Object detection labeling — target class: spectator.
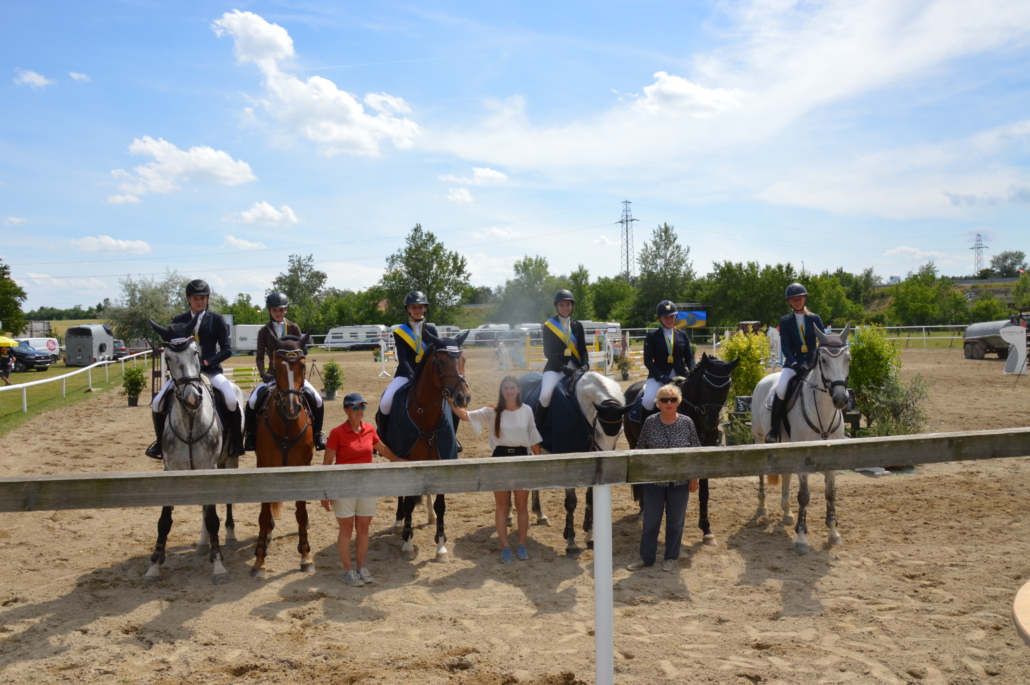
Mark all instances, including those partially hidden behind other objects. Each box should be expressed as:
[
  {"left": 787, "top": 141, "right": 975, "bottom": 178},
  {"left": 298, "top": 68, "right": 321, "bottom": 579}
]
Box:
[
  {"left": 627, "top": 383, "right": 700, "bottom": 573},
  {"left": 450, "top": 375, "right": 542, "bottom": 563},
  {"left": 320, "top": 392, "right": 400, "bottom": 587},
  {"left": 0, "top": 347, "right": 11, "bottom": 386}
]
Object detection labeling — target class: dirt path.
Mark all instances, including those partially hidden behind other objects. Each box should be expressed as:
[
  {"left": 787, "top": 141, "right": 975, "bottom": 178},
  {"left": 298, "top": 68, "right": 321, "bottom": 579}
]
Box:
[{"left": 0, "top": 348, "right": 1028, "bottom": 684}]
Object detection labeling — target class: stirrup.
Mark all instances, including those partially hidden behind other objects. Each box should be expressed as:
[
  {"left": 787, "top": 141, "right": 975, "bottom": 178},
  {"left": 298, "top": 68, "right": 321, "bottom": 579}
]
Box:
[{"left": 145, "top": 441, "right": 163, "bottom": 460}]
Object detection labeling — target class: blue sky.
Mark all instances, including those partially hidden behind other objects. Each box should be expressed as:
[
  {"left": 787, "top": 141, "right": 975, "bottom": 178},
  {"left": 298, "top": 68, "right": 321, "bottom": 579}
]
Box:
[{"left": 3, "top": 1, "right": 1029, "bottom": 311}]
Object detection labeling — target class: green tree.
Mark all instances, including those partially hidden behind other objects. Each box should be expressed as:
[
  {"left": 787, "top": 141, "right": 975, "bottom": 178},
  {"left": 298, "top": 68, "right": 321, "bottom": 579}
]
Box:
[
  {"left": 378, "top": 224, "right": 471, "bottom": 324},
  {"left": 806, "top": 274, "right": 854, "bottom": 327},
  {"left": 0, "top": 259, "right": 27, "bottom": 336},
  {"left": 224, "top": 293, "right": 265, "bottom": 325},
  {"left": 105, "top": 270, "right": 190, "bottom": 346},
  {"left": 990, "top": 250, "right": 1027, "bottom": 278},
  {"left": 1012, "top": 273, "right": 1030, "bottom": 308},
  {"left": 969, "top": 292, "right": 1009, "bottom": 322},
  {"left": 270, "top": 254, "right": 327, "bottom": 309},
  {"left": 567, "top": 264, "right": 594, "bottom": 320},
  {"left": 887, "top": 262, "right": 969, "bottom": 325},
  {"left": 592, "top": 276, "right": 635, "bottom": 322},
  {"left": 702, "top": 261, "right": 799, "bottom": 327},
  {"left": 629, "top": 224, "right": 695, "bottom": 326},
  {"left": 494, "top": 255, "right": 566, "bottom": 325}
]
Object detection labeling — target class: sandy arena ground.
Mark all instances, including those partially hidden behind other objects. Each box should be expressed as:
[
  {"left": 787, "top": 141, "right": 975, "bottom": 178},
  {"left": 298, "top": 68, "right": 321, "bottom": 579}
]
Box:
[{"left": 0, "top": 347, "right": 1028, "bottom": 684}]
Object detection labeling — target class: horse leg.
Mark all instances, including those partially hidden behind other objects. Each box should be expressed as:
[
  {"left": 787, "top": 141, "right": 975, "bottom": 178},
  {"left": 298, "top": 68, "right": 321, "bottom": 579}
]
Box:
[
  {"left": 532, "top": 490, "right": 550, "bottom": 526},
  {"left": 196, "top": 506, "right": 211, "bottom": 555},
  {"left": 633, "top": 484, "right": 645, "bottom": 526},
  {"left": 296, "top": 501, "right": 315, "bottom": 572},
  {"left": 425, "top": 494, "right": 437, "bottom": 527},
  {"left": 204, "top": 504, "right": 229, "bottom": 585},
  {"left": 794, "top": 473, "right": 810, "bottom": 554},
  {"left": 224, "top": 503, "right": 237, "bottom": 548},
  {"left": 825, "top": 470, "right": 842, "bottom": 547},
  {"left": 400, "top": 496, "right": 418, "bottom": 561},
  {"left": 433, "top": 494, "right": 448, "bottom": 562},
  {"left": 780, "top": 473, "right": 795, "bottom": 526},
  {"left": 756, "top": 475, "right": 768, "bottom": 517},
  {"left": 393, "top": 497, "right": 405, "bottom": 534},
  {"left": 250, "top": 502, "right": 273, "bottom": 578},
  {"left": 699, "top": 479, "right": 716, "bottom": 546},
  {"left": 563, "top": 488, "right": 580, "bottom": 557},
  {"left": 584, "top": 487, "right": 594, "bottom": 551},
  {"left": 144, "top": 506, "right": 173, "bottom": 584}
]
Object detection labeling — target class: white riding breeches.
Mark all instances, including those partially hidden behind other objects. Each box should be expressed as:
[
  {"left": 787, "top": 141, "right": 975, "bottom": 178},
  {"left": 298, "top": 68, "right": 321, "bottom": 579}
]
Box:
[
  {"left": 153, "top": 373, "right": 238, "bottom": 411},
  {"left": 539, "top": 370, "right": 565, "bottom": 408},
  {"left": 247, "top": 378, "right": 322, "bottom": 408},
  {"left": 379, "top": 376, "right": 409, "bottom": 415},
  {"left": 775, "top": 367, "right": 796, "bottom": 400},
  {"left": 642, "top": 378, "right": 664, "bottom": 411}
]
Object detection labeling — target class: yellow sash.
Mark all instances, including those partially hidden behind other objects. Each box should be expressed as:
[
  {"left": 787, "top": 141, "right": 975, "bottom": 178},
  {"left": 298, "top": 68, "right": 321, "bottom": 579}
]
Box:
[
  {"left": 544, "top": 319, "right": 580, "bottom": 361},
  {"left": 395, "top": 325, "right": 426, "bottom": 363}
]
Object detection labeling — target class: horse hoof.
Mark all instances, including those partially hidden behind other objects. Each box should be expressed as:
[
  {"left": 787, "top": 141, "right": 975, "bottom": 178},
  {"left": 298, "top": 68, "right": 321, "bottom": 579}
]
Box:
[
  {"left": 793, "top": 542, "right": 809, "bottom": 555},
  {"left": 756, "top": 507, "right": 768, "bottom": 517},
  {"left": 566, "top": 547, "right": 582, "bottom": 559},
  {"left": 781, "top": 514, "right": 795, "bottom": 526},
  {"left": 829, "top": 535, "right": 843, "bottom": 547},
  {"left": 703, "top": 534, "right": 718, "bottom": 547},
  {"left": 250, "top": 568, "right": 266, "bottom": 579},
  {"left": 537, "top": 515, "right": 551, "bottom": 527},
  {"left": 300, "top": 563, "right": 315, "bottom": 573},
  {"left": 212, "top": 574, "right": 230, "bottom": 586},
  {"left": 196, "top": 543, "right": 211, "bottom": 555},
  {"left": 402, "top": 549, "right": 415, "bottom": 561},
  {"left": 435, "top": 552, "right": 449, "bottom": 563},
  {"left": 142, "top": 574, "right": 160, "bottom": 585}
]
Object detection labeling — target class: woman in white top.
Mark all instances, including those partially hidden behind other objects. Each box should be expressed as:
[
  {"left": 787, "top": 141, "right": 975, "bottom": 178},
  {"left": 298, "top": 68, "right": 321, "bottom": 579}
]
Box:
[{"left": 450, "top": 375, "right": 542, "bottom": 564}]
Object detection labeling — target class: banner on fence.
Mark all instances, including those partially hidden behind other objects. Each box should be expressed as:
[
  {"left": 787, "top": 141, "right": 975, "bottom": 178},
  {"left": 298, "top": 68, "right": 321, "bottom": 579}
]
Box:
[{"left": 676, "top": 311, "right": 706, "bottom": 328}]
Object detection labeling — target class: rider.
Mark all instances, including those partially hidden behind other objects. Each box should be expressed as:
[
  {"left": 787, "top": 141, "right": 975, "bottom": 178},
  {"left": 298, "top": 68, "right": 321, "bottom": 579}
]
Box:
[
  {"left": 766, "top": 282, "right": 825, "bottom": 443},
  {"left": 243, "top": 292, "right": 326, "bottom": 452},
  {"left": 536, "top": 289, "right": 591, "bottom": 429},
  {"left": 641, "top": 300, "right": 696, "bottom": 412},
  {"left": 378, "top": 290, "right": 442, "bottom": 430},
  {"left": 146, "top": 279, "right": 244, "bottom": 459}
]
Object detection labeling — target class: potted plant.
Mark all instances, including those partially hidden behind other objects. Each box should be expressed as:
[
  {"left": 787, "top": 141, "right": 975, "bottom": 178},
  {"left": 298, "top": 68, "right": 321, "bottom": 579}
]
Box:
[
  {"left": 616, "top": 354, "right": 633, "bottom": 381},
  {"left": 322, "top": 359, "right": 343, "bottom": 401},
  {"left": 121, "top": 367, "right": 147, "bottom": 407}
]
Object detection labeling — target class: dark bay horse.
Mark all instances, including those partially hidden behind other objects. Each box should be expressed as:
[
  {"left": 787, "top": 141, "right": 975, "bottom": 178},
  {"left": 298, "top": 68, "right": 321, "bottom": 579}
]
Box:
[
  {"left": 251, "top": 333, "right": 316, "bottom": 578},
  {"left": 378, "top": 336, "right": 470, "bottom": 562},
  {"left": 623, "top": 352, "right": 738, "bottom": 546}
]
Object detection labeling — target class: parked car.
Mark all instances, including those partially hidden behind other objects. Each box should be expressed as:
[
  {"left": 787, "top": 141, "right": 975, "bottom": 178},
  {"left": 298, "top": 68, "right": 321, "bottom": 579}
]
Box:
[
  {"left": 16, "top": 337, "right": 60, "bottom": 364},
  {"left": 112, "top": 339, "right": 129, "bottom": 359},
  {"left": 10, "top": 340, "right": 53, "bottom": 372}
]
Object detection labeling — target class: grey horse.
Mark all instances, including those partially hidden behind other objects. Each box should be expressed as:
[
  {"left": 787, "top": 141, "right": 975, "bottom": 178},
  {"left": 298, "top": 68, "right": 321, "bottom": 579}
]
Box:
[
  {"left": 751, "top": 323, "right": 851, "bottom": 554},
  {"left": 143, "top": 317, "right": 246, "bottom": 584}
]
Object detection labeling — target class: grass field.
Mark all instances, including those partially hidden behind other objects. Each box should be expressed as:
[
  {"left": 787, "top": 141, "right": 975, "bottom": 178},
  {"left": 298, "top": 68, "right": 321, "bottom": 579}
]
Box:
[{"left": 46, "top": 319, "right": 105, "bottom": 338}]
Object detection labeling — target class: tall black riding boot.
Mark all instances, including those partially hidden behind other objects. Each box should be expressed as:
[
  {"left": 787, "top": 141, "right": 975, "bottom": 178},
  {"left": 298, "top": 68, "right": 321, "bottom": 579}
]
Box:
[
  {"left": 765, "top": 395, "right": 786, "bottom": 444},
  {"left": 146, "top": 411, "right": 165, "bottom": 459},
  {"left": 243, "top": 403, "right": 257, "bottom": 452},
  {"left": 312, "top": 402, "right": 327, "bottom": 451},
  {"left": 227, "top": 406, "right": 246, "bottom": 457},
  {"left": 534, "top": 402, "right": 549, "bottom": 435}
]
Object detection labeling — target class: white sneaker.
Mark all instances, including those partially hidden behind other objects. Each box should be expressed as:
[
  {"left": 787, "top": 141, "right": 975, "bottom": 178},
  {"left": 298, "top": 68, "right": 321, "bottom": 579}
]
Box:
[
  {"left": 627, "top": 560, "right": 651, "bottom": 571},
  {"left": 358, "top": 567, "right": 374, "bottom": 584},
  {"left": 662, "top": 559, "right": 677, "bottom": 572}
]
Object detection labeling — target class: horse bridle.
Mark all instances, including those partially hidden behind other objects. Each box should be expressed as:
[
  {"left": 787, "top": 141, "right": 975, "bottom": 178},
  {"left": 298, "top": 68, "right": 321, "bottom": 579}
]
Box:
[
  {"left": 264, "top": 348, "right": 312, "bottom": 466},
  {"left": 413, "top": 350, "right": 468, "bottom": 415},
  {"left": 164, "top": 346, "right": 216, "bottom": 470},
  {"left": 801, "top": 343, "right": 849, "bottom": 439},
  {"left": 680, "top": 363, "right": 731, "bottom": 416}
]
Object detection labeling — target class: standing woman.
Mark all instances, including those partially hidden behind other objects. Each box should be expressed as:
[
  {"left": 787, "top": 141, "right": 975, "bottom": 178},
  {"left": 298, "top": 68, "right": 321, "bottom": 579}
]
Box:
[
  {"left": 641, "top": 300, "right": 696, "bottom": 412},
  {"left": 450, "top": 376, "right": 542, "bottom": 563},
  {"left": 766, "top": 283, "right": 825, "bottom": 443},
  {"left": 627, "top": 383, "right": 700, "bottom": 572},
  {"left": 536, "top": 289, "right": 590, "bottom": 428},
  {"left": 378, "top": 290, "right": 441, "bottom": 433},
  {"left": 147, "top": 279, "right": 243, "bottom": 459},
  {"left": 320, "top": 393, "right": 401, "bottom": 587},
  {"left": 0, "top": 345, "right": 11, "bottom": 386},
  {"left": 243, "top": 292, "right": 325, "bottom": 451}
]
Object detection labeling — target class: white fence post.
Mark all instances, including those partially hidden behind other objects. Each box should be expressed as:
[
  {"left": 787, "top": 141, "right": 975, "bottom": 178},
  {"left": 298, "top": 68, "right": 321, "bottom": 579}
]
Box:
[
  {"left": 592, "top": 483, "right": 614, "bottom": 685},
  {"left": 87, "top": 369, "right": 92, "bottom": 390},
  {"left": 105, "top": 362, "right": 109, "bottom": 382},
  {"left": 62, "top": 378, "right": 66, "bottom": 397},
  {"left": 21, "top": 387, "right": 27, "bottom": 413}
]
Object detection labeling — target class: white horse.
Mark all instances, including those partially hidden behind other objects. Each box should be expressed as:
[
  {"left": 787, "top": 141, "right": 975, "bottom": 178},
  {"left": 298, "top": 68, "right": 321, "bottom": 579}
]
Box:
[
  {"left": 751, "top": 323, "right": 851, "bottom": 554},
  {"left": 143, "top": 318, "right": 246, "bottom": 585}
]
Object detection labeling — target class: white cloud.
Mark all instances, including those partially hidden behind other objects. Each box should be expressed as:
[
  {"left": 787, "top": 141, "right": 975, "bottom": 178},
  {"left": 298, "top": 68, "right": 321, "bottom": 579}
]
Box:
[
  {"left": 223, "top": 234, "right": 267, "bottom": 250},
  {"left": 234, "top": 201, "right": 299, "bottom": 226},
  {"left": 321, "top": 261, "right": 385, "bottom": 291},
  {"left": 472, "top": 226, "right": 518, "bottom": 240},
  {"left": 4, "top": 217, "right": 27, "bottom": 226},
  {"left": 632, "top": 72, "right": 743, "bottom": 117},
  {"left": 945, "top": 185, "right": 1030, "bottom": 206},
  {"left": 464, "top": 253, "right": 519, "bottom": 286},
  {"left": 71, "top": 235, "right": 152, "bottom": 254},
  {"left": 25, "top": 273, "right": 109, "bottom": 291},
  {"left": 69, "top": 72, "right": 91, "bottom": 82},
  {"left": 593, "top": 235, "right": 618, "bottom": 247},
  {"left": 107, "top": 136, "right": 256, "bottom": 203},
  {"left": 445, "top": 188, "right": 473, "bottom": 204},
  {"left": 884, "top": 246, "right": 946, "bottom": 260},
  {"left": 438, "top": 167, "right": 509, "bottom": 186},
  {"left": 212, "top": 10, "right": 418, "bottom": 156},
  {"left": 13, "top": 69, "right": 54, "bottom": 89}
]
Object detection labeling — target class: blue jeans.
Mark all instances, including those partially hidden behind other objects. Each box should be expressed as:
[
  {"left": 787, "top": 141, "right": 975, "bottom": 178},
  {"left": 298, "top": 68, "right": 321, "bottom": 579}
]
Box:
[{"left": 640, "top": 483, "right": 690, "bottom": 564}]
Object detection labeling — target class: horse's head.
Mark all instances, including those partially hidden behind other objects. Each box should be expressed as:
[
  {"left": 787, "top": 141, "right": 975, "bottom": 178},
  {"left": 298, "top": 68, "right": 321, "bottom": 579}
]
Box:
[
  {"left": 268, "top": 332, "right": 310, "bottom": 420},
  {"left": 428, "top": 336, "right": 470, "bottom": 408},
  {"left": 814, "top": 323, "right": 851, "bottom": 410},
  {"left": 580, "top": 372, "right": 630, "bottom": 449},
  {"left": 150, "top": 318, "right": 204, "bottom": 411},
  {"left": 680, "top": 352, "right": 737, "bottom": 433}
]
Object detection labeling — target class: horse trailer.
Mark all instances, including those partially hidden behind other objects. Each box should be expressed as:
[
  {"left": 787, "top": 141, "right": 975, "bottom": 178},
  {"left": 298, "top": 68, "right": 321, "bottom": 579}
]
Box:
[
  {"left": 232, "top": 325, "right": 263, "bottom": 355},
  {"left": 326, "top": 325, "right": 389, "bottom": 350},
  {"left": 64, "top": 324, "right": 115, "bottom": 366}
]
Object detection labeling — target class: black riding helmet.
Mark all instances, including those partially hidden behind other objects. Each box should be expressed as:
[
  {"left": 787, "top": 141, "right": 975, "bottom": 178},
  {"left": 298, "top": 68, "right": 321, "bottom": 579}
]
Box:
[
  {"left": 553, "top": 289, "right": 575, "bottom": 307},
  {"left": 784, "top": 283, "right": 808, "bottom": 300},
  {"left": 186, "top": 279, "right": 211, "bottom": 297},
  {"left": 266, "top": 292, "right": 289, "bottom": 309},
  {"left": 656, "top": 300, "right": 678, "bottom": 317},
  {"left": 404, "top": 290, "right": 429, "bottom": 308}
]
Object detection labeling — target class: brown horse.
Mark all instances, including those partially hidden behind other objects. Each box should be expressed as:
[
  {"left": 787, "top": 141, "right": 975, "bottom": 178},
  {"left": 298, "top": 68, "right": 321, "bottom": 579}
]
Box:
[
  {"left": 378, "top": 336, "right": 470, "bottom": 562},
  {"left": 250, "top": 333, "right": 315, "bottom": 578}
]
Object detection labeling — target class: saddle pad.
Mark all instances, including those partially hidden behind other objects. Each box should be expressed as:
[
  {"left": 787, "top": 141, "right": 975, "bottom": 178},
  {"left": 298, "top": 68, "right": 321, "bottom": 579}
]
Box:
[
  {"left": 381, "top": 381, "right": 458, "bottom": 460},
  {"left": 542, "top": 376, "right": 592, "bottom": 454},
  {"left": 518, "top": 372, "right": 543, "bottom": 409}
]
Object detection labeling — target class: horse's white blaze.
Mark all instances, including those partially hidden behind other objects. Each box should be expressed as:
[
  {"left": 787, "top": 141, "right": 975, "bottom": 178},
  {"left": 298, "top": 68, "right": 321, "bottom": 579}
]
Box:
[{"left": 283, "top": 359, "right": 294, "bottom": 390}]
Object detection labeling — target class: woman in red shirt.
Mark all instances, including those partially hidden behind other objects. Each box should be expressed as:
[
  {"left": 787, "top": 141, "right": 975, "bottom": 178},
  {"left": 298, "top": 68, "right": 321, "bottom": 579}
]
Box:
[{"left": 320, "top": 393, "right": 400, "bottom": 587}]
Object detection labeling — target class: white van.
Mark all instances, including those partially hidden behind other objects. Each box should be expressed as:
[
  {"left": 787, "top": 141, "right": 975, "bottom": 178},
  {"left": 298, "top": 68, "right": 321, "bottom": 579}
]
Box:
[
  {"left": 233, "top": 325, "right": 263, "bottom": 355},
  {"left": 326, "top": 324, "right": 389, "bottom": 350},
  {"left": 580, "top": 321, "right": 621, "bottom": 338},
  {"left": 18, "top": 337, "right": 61, "bottom": 364}
]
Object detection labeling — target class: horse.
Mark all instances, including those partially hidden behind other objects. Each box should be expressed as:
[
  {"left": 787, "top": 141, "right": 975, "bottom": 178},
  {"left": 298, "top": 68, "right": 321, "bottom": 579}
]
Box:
[
  {"left": 143, "top": 317, "right": 245, "bottom": 585},
  {"left": 751, "top": 323, "right": 852, "bottom": 554},
  {"left": 622, "top": 352, "right": 739, "bottom": 546},
  {"left": 377, "top": 335, "right": 471, "bottom": 563},
  {"left": 523, "top": 370, "right": 630, "bottom": 557},
  {"left": 250, "top": 333, "right": 316, "bottom": 578}
]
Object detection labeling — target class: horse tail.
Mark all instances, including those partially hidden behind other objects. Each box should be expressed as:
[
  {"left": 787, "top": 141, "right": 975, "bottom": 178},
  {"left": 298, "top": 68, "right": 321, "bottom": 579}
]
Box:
[
  {"left": 270, "top": 502, "right": 284, "bottom": 520},
  {"left": 767, "top": 474, "right": 781, "bottom": 486}
]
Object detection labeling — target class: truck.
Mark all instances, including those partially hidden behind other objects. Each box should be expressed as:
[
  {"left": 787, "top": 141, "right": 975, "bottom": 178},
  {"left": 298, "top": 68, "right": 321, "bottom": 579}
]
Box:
[
  {"left": 233, "top": 325, "right": 264, "bottom": 355},
  {"left": 963, "top": 311, "right": 1029, "bottom": 360}
]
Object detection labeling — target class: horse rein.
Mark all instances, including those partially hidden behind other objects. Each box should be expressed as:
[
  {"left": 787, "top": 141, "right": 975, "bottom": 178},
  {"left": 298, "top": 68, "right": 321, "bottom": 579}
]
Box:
[
  {"left": 164, "top": 347, "right": 217, "bottom": 470},
  {"left": 265, "top": 349, "right": 312, "bottom": 466},
  {"left": 680, "top": 364, "right": 731, "bottom": 416},
  {"left": 801, "top": 345, "right": 848, "bottom": 439}
]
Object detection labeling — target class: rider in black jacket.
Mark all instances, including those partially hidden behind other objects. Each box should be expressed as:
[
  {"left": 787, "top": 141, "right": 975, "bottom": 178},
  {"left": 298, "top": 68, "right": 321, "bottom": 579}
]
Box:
[
  {"left": 641, "top": 300, "right": 696, "bottom": 411},
  {"left": 766, "top": 282, "right": 825, "bottom": 443}
]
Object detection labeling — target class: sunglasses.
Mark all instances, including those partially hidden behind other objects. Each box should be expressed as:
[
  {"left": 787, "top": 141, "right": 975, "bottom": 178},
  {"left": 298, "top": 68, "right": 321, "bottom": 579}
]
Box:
[
  {"left": 658, "top": 397, "right": 678, "bottom": 404},
  {"left": 346, "top": 403, "right": 368, "bottom": 411}
]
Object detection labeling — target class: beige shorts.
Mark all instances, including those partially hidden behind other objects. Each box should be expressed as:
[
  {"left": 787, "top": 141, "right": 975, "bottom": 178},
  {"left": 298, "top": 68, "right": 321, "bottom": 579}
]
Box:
[{"left": 331, "top": 497, "right": 377, "bottom": 519}]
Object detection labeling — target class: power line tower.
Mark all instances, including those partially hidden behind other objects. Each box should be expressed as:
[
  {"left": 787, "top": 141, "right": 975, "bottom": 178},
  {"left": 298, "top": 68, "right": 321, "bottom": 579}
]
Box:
[
  {"left": 618, "top": 200, "right": 638, "bottom": 282},
  {"left": 971, "top": 233, "right": 989, "bottom": 275}
]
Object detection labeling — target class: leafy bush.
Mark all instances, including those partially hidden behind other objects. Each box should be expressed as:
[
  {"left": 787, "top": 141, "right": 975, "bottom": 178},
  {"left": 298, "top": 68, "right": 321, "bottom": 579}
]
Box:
[
  {"left": 969, "top": 292, "right": 1009, "bottom": 322},
  {"left": 322, "top": 359, "right": 343, "bottom": 393},
  {"left": 723, "top": 415, "right": 755, "bottom": 446},
  {"left": 849, "top": 325, "right": 930, "bottom": 434},
  {"left": 121, "top": 367, "right": 147, "bottom": 397},
  {"left": 860, "top": 374, "right": 930, "bottom": 437},
  {"left": 616, "top": 354, "right": 632, "bottom": 373},
  {"left": 1013, "top": 273, "right": 1030, "bottom": 308},
  {"left": 719, "top": 329, "right": 770, "bottom": 401}
]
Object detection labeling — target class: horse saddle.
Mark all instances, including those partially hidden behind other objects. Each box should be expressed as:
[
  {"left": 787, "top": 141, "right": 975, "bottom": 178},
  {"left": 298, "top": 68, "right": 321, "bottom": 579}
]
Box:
[
  {"left": 765, "top": 366, "right": 810, "bottom": 414},
  {"left": 564, "top": 366, "right": 588, "bottom": 399}
]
